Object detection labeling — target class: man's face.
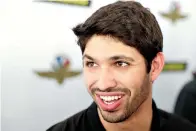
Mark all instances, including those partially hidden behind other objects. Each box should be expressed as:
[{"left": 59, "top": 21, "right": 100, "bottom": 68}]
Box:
[{"left": 82, "top": 35, "right": 151, "bottom": 123}]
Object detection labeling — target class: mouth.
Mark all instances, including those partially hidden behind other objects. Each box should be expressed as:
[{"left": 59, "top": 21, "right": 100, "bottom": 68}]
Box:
[
  {"left": 100, "top": 95, "right": 122, "bottom": 104},
  {"left": 95, "top": 93, "right": 124, "bottom": 111}
]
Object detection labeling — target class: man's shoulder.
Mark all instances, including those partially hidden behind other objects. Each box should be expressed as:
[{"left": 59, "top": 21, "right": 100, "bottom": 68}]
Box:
[
  {"left": 159, "top": 109, "right": 196, "bottom": 131},
  {"left": 46, "top": 109, "right": 88, "bottom": 131}
]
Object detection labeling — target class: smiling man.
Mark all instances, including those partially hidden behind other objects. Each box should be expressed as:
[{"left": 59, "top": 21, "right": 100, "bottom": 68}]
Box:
[{"left": 47, "top": 1, "right": 196, "bottom": 131}]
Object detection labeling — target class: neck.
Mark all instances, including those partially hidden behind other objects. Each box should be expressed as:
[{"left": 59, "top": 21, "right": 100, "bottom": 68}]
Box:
[{"left": 98, "top": 95, "right": 153, "bottom": 131}]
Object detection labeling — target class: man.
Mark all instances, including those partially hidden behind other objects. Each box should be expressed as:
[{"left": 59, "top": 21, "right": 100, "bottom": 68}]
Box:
[
  {"left": 47, "top": 1, "right": 196, "bottom": 131},
  {"left": 174, "top": 71, "right": 196, "bottom": 125}
]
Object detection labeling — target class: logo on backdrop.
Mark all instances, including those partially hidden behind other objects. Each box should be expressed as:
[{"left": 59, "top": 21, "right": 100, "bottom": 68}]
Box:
[
  {"left": 35, "top": 54, "right": 82, "bottom": 84},
  {"left": 34, "top": 0, "right": 91, "bottom": 7},
  {"left": 159, "top": 1, "right": 188, "bottom": 24}
]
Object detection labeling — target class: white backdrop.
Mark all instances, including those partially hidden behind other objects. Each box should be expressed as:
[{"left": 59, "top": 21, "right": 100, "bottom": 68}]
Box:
[{"left": 1, "top": 0, "right": 196, "bottom": 131}]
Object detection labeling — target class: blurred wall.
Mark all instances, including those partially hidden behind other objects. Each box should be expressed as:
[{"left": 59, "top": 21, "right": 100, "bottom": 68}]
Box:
[{"left": 1, "top": 0, "right": 196, "bottom": 131}]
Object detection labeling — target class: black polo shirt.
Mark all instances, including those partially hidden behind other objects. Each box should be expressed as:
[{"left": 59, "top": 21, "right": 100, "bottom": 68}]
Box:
[{"left": 47, "top": 100, "right": 196, "bottom": 131}]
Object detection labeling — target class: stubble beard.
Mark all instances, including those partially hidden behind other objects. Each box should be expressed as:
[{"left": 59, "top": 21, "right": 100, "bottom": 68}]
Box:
[{"left": 95, "top": 78, "right": 150, "bottom": 123}]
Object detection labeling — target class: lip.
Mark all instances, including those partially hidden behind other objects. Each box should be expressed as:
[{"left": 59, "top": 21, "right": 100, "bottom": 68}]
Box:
[{"left": 95, "top": 94, "right": 124, "bottom": 111}]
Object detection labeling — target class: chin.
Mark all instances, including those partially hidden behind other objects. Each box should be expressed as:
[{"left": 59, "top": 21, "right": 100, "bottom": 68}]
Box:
[{"left": 101, "top": 109, "right": 130, "bottom": 123}]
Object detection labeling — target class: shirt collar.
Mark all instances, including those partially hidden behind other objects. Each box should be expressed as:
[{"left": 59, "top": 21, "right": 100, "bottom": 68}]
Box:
[{"left": 151, "top": 100, "right": 161, "bottom": 131}]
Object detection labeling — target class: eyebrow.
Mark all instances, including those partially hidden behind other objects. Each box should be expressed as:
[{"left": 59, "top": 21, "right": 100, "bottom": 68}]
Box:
[
  {"left": 110, "top": 55, "right": 135, "bottom": 62},
  {"left": 82, "top": 54, "right": 94, "bottom": 60},
  {"left": 82, "top": 54, "right": 135, "bottom": 62}
]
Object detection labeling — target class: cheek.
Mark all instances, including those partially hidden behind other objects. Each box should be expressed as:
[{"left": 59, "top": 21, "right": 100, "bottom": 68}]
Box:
[
  {"left": 115, "top": 68, "right": 147, "bottom": 90},
  {"left": 83, "top": 69, "right": 97, "bottom": 90}
]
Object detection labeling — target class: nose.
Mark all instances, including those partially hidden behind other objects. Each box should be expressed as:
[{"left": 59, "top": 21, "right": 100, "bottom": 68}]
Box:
[{"left": 96, "top": 67, "right": 117, "bottom": 91}]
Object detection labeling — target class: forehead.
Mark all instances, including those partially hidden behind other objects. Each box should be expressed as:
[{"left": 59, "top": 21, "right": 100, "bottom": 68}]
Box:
[{"left": 83, "top": 35, "right": 143, "bottom": 60}]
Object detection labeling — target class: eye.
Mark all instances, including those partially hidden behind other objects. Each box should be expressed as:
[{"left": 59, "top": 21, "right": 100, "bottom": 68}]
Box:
[
  {"left": 115, "top": 61, "right": 129, "bottom": 67},
  {"left": 85, "top": 61, "right": 98, "bottom": 68}
]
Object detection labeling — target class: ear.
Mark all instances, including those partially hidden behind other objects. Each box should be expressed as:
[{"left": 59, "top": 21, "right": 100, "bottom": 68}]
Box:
[{"left": 150, "top": 52, "right": 165, "bottom": 82}]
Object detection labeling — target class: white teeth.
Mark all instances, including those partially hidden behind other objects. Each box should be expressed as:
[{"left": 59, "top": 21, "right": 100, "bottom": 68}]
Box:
[
  {"left": 100, "top": 95, "right": 122, "bottom": 102},
  {"left": 114, "top": 96, "right": 117, "bottom": 100}
]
